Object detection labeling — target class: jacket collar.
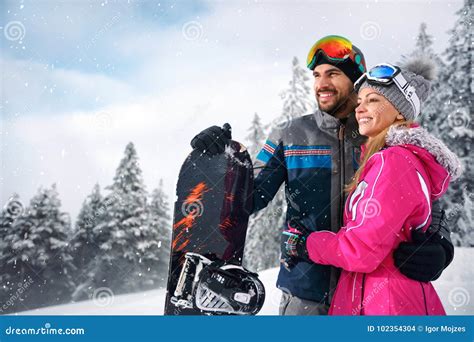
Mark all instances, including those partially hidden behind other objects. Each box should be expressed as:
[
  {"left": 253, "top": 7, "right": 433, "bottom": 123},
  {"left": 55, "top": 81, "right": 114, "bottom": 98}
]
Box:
[
  {"left": 314, "top": 109, "right": 340, "bottom": 129},
  {"left": 314, "top": 109, "right": 367, "bottom": 146}
]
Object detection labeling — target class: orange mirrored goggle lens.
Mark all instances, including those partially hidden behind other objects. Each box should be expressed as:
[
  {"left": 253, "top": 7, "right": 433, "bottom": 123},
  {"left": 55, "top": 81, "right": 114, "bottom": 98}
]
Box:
[{"left": 307, "top": 35, "right": 353, "bottom": 69}]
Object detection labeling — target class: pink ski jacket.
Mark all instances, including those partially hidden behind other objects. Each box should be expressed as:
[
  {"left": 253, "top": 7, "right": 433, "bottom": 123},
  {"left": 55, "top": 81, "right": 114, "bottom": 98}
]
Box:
[{"left": 306, "top": 125, "right": 462, "bottom": 315}]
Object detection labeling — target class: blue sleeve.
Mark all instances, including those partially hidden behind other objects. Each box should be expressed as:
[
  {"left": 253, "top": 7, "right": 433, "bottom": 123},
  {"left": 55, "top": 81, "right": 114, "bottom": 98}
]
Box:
[{"left": 252, "top": 135, "right": 287, "bottom": 214}]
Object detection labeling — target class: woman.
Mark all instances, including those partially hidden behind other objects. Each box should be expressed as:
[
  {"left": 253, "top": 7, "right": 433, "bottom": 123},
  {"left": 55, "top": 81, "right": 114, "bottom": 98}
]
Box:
[{"left": 281, "top": 58, "right": 462, "bottom": 315}]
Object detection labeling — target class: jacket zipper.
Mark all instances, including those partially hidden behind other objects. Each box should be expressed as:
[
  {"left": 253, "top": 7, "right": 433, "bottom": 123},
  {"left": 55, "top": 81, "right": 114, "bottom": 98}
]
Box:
[
  {"left": 342, "top": 124, "right": 364, "bottom": 315},
  {"left": 338, "top": 124, "right": 346, "bottom": 228},
  {"left": 420, "top": 282, "right": 428, "bottom": 315},
  {"left": 360, "top": 273, "right": 366, "bottom": 315}
]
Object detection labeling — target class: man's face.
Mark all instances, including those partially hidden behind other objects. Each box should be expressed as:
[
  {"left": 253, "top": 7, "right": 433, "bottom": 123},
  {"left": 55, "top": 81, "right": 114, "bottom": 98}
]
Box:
[{"left": 313, "top": 64, "right": 357, "bottom": 117}]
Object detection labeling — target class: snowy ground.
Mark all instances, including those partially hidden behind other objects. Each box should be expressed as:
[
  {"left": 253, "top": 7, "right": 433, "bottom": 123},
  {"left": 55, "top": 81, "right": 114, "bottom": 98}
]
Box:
[{"left": 17, "top": 248, "right": 473, "bottom": 316}]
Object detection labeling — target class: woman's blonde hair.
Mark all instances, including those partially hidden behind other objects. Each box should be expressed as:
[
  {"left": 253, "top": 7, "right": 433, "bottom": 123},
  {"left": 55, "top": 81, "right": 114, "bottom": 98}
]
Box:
[{"left": 345, "top": 119, "right": 413, "bottom": 192}]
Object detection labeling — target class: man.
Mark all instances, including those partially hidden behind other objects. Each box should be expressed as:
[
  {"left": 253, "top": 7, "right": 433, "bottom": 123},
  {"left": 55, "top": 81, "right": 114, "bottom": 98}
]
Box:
[{"left": 190, "top": 35, "right": 453, "bottom": 315}]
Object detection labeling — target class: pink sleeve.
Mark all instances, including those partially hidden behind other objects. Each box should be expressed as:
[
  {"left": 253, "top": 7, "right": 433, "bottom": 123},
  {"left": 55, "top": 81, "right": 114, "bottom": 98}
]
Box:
[{"left": 306, "top": 150, "right": 429, "bottom": 273}]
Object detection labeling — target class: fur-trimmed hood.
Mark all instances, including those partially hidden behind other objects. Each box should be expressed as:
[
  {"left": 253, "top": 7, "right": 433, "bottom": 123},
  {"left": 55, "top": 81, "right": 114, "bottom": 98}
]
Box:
[
  {"left": 386, "top": 125, "right": 462, "bottom": 179},
  {"left": 385, "top": 125, "right": 462, "bottom": 199}
]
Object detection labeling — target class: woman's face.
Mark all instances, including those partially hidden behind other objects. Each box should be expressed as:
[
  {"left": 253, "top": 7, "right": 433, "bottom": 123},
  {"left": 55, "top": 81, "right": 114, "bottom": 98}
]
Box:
[{"left": 355, "top": 87, "right": 404, "bottom": 138}]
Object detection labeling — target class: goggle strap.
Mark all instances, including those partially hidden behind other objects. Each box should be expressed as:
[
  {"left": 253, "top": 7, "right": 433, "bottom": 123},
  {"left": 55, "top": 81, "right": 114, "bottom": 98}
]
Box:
[
  {"left": 392, "top": 73, "right": 421, "bottom": 118},
  {"left": 354, "top": 73, "right": 367, "bottom": 91}
]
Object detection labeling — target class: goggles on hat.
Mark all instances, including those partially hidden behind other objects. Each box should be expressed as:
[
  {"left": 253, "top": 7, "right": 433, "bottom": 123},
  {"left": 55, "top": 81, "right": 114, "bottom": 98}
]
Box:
[
  {"left": 354, "top": 63, "right": 421, "bottom": 117},
  {"left": 306, "top": 35, "right": 365, "bottom": 73}
]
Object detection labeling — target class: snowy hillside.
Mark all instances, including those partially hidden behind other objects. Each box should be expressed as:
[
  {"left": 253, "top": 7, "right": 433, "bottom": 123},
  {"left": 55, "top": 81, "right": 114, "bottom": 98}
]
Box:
[
  {"left": 18, "top": 248, "right": 473, "bottom": 316},
  {"left": 16, "top": 266, "right": 281, "bottom": 316}
]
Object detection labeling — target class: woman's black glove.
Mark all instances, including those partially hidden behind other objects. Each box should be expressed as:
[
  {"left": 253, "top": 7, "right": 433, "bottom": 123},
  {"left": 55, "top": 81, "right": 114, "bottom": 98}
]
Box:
[
  {"left": 393, "top": 201, "right": 454, "bottom": 282},
  {"left": 190, "top": 123, "right": 232, "bottom": 155}
]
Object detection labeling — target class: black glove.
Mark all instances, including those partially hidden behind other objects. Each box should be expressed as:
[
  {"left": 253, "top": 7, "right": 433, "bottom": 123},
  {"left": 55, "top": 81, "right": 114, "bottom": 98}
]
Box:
[
  {"left": 394, "top": 202, "right": 452, "bottom": 282},
  {"left": 190, "top": 123, "right": 232, "bottom": 155},
  {"left": 428, "top": 202, "right": 454, "bottom": 268},
  {"left": 280, "top": 219, "right": 311, "bottom": 269}
]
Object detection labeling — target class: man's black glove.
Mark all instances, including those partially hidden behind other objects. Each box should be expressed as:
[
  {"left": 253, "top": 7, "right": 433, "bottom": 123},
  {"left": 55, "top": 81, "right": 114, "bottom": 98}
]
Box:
[
  {"left": 190, "top": 123, "right": 232, "bottom": 155},
  {"left": 393, "top": 202, "right": 453, "bottom": 282},
  {"left": 280, "top": 219, "right": 312, "bottom": 270}
]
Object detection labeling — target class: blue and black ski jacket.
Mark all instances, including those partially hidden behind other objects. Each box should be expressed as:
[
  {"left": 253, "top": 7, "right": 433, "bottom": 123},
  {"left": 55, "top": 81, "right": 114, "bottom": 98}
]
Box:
[{"left": 252, "top": 109, "right": 366, "bottom": 303}]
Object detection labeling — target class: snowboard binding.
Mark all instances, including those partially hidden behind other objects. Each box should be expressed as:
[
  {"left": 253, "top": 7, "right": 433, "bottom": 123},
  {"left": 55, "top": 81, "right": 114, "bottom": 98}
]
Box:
[{"left": 171, "top": 253, "right": 265, "bottom": 315}]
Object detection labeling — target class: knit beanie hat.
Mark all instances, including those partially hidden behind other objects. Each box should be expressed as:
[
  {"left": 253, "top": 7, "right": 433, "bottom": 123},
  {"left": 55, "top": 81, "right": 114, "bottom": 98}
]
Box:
[{"left": 358, "top": 57, "right": 436, "bottom": 121}]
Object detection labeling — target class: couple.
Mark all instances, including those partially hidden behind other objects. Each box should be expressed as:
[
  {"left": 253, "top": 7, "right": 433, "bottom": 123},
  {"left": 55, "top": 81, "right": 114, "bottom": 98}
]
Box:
[{"left": 191, "top": 35, "right": 461, "bottom": 315}]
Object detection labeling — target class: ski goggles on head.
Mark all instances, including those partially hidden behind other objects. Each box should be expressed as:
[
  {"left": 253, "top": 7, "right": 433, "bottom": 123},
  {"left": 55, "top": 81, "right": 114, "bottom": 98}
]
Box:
[
  {"left": 306, "top": 35, "right": 365, "bottom": 72},
  {"left": 354, "top": 63, "right": 421, "bottom": 117}
]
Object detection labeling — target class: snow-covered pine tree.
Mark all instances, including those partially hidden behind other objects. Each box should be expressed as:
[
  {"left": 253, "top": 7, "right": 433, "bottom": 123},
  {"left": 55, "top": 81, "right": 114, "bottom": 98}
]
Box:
[
  {"left": 1, "top": 185, "right": 74, "bottom": 313},
  {"left": 0, "top": 194, "right": 23, "bottom": 258},
  {"left": 244, "top": 58, "right": 314, "bottom": 271},
  {"left": 148, "top": 179, "right": 172, "bottom": 286},
  {"left": 243, "top": 186, "right": 286, "bottom": 272},
  {"left": 423, "top": 1, "right": 473, "bottom": 246},
  {"left": 244, "top": 113, "right": 266, "bottom": 160},
  {"left": 89, "top": 142, "right": 160, "bottom": 295},
  {"left": 276, "top": 56, "right": 314, "bottom": 123},
  {"left": 243, "top": 112, "right": 270, "bottom": 271},
  {"left": 441, "top": 0, "right": 473, "bottom": 246},
  {"left": 400, "top": 22, "right": 436, "bottom": 61},
  {"left": 400, "top": 23, "right": 447, "bottom": 131},
  {"left": 457, "top": 185, "right": 474, "bottom": 247},
  {"left": 0, "top": 194, "right": 24, "bottom": 311},
  {"left": 69, "top": 184, "right": 104, "bottom": 289}
]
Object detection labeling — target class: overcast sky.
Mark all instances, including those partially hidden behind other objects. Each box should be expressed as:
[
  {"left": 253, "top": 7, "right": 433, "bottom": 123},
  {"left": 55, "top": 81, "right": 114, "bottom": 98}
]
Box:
[{"left": 0, "top": 0, "right": 464, "bottom": 221}]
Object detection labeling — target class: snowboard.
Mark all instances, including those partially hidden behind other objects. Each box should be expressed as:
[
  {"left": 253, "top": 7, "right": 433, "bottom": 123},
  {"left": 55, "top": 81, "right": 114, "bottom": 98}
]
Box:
[{"left": 164, "top": 140, "right": 254, "bottom": 315}]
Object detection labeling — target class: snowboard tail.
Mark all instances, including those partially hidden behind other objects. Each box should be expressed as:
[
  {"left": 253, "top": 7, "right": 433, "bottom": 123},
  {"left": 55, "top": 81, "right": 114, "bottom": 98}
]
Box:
[{"left": 164, "top": 141, "right": 254, "bottom": 315}]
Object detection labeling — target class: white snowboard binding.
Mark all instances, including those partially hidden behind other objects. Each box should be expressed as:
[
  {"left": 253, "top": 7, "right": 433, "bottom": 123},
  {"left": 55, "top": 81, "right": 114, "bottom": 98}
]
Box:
[{"left": 170, "top": 253, "right": 265, "bottom": 315}]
